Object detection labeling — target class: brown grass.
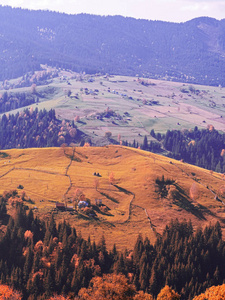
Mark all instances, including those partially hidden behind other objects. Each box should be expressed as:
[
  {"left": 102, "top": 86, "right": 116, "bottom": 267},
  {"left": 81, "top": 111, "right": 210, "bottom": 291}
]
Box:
[{"left": 1, "top": 145, "right": 225, "bottom": 250}]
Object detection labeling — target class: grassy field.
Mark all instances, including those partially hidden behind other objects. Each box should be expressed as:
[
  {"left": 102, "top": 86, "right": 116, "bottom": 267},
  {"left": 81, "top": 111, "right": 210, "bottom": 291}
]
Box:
[
  {"left": 2, "top": 70, "right": 225, "bottom": 145},
  {"left": 1, "top": 145, "right": 225, "bottom": 250}
]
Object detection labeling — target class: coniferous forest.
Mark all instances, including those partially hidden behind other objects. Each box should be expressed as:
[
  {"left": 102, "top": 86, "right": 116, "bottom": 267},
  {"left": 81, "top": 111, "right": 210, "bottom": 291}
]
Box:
[
  {"left": 0, "top": 108, "right": 84, "bottom": 149},
  {"left": 162, "top": 127, "right": 225, "bottom": 172},
  {"left": 0, "top": 193, "right": 225, "bottom": 299},
  {"left": 136, "top": 126, "right": 225, "bottom": 173}
]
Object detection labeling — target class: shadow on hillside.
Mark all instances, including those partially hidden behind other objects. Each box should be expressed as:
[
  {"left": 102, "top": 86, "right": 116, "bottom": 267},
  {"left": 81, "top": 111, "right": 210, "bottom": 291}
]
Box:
[
  {"left": 77, "top": 120, "right": 86, "bottom": 125},
  {"left": 197, "top": 203, "right": 225, "bottom": 224},
  {"left": 100, "top": 192, "right": 119, "bottom": 203},
  {"left": 92, "top": 204, "right": 114, "bottom": 216},
  {"left": 174, "top": 184, "right": 206, "bottom": 220},
  {"left": 114, "top": 184, "right": 132, "bottom": 195},
  {"left": 65, "top": 152, "right": 82, "bottom": 162},
  {"left": 77, "top": 212, "right": 97, "bottom": 220}
]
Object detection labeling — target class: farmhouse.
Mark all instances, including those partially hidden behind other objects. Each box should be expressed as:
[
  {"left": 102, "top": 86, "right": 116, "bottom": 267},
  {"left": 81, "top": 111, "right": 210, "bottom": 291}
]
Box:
[
  {"left": 55, "top": 202, "right": 74, "bottom": 211},
  {"left": 55, "top": 202, "right": 66, "bottom": 211}
]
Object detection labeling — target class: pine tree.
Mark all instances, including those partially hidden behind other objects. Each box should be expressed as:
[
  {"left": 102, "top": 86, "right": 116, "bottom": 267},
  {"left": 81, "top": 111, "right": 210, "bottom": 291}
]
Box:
[{"left": 142, "top": 136, "right": 148, "bottom": 150}]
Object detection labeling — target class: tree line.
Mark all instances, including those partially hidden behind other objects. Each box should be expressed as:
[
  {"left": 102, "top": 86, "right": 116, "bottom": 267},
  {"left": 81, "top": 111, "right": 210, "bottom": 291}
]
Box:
[
  {"left": 162, "top": 126, "right": 225, "bottom": 172},
  {"left": 0, "top": 108, "right": 84, "bottom": 149},
  {"left": 0, "top": 91, "right": 36, "bottom": 114},
  {"left": 131, "top": 126, "right": 225, "bottom": 173},
  {"left": 0, "top": 192, "right": 225, "bottom": 299}
]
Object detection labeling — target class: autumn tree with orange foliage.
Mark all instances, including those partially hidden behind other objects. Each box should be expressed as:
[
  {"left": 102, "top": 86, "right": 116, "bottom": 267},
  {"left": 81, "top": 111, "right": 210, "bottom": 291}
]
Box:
[
  {"left": 221, "top": 149, "right": 225, "bottom": 157},
  {"left": 193, "top": 284, "right": 225, "bottom": 300},
  {"left": 189, "top": 182, "right": 199, "bottom": 201},
  {"left": 0, "top": 284, "right": 22, "bottom": 300},
  {"left": 83, "top": 142, "right": 90, "bottom": 147},
  {"left": 73, "top": 188, "right": 86, "bottom": 209},
  {"left": 157, "top": 285, "right": 180, "bottom": 300},
  {"left": 78, "top": 273, "right": 135, "bottom": 300},
  {"left": 207, "top": 124, "right": 214, "bottom": 132},
  {"left": 94, "top": 178, "right": 100, "bottom": 191},
  {"left": 109, "top": 172, "right": 115, "bottom": 185},
  {"left": 78, "top": 273, "right": 153, "bottom": 300},
  {"left": 47, "top": 295, "right": 69, "bottom": 300},
  {"left": 31, "top": 83, "right": 37, "bottom": 94},
  {"left": 133, "top": 291, "right": 153, "bottom": 300}
]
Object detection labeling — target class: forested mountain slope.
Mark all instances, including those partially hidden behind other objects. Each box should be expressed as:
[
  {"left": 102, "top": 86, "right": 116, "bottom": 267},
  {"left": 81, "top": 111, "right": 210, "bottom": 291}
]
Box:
[{"left": 0, "top": 6, "right": 225, "bottom": 86}]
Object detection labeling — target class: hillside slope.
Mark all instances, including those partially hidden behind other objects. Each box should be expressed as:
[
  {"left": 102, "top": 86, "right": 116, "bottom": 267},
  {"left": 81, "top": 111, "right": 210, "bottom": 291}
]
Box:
[
  {"left": 3, "top": 72, "right": 225, "bottom": 147},
  {"left": 1, "top": 145, "right": 225, "bottom": 250},
  {"left": 0, "top": 6, "right": 225, "bottom": 85}
]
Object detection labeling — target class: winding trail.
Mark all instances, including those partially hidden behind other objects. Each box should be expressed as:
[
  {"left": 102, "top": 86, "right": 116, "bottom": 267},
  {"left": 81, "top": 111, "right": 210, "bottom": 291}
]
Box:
[
  {"left": 63, "top": 148, "right": 75, "bottom": 199},
  {"left": 0, "top": 146, "right": 170, "bottom": 235},
  {"left": 0, "top": 167, "right": 15, "bottom": 178}
]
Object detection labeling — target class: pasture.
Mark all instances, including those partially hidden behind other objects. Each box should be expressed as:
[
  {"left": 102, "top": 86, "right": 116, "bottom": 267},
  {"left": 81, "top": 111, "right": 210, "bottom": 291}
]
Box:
[
  {"left": 2, "top": 71, "right": 225, "bottom": 145},
  {"left": 1, "top": 146, "right": 225, "bottom": 250}
]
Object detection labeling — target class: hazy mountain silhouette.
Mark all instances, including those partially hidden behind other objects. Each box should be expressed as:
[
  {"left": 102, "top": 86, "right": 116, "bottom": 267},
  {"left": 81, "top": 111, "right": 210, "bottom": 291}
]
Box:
[{"left": 0, "top": 6, "right": 225, "bottom": 86}]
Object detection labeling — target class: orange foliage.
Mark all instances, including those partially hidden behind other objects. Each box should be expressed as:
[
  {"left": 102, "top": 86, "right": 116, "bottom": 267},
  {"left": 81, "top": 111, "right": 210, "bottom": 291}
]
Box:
[
  {"left": 221, "top": 149, "right": 225, "bottom": 157},
  {"left": 133, "top": 291, "right": 153, "bottom": 300},
  {"left": 157, "top": 285, "right": 180, "bottom": 300},
  {"left": 94, "top": 178, "right": 99, "bottom": 190},
  {"left": 34, "top": 240, "right": 44, "bottom": 253},
  {"left": 193, "top": 284, "right": 225, "bottom": 300},
  {"left": 69, "top": 128, "right": 77, "bottom": 138},
  {"left": 74, "top": 188, "right": 83, "bottom": 201},
  {"left": 24, "top": 230, "right": 33, "bottom": 240},
  {"left": 207, "top": 124, "right": 214, "bottom": 132},
  {"left": 84, "top": 142, "right": 90, "bottom": 147},
  {"left": 78, "top": 273, "right": 153, "bottom": 300},
  {"left": 71, "top": 253, "right": 80, "bottom": 268},
  {"left": 31, "top": 83, "right": 37, "bottom": 94},
  {"left": 8, "top": 197, "right": 23, "bottom": 207},
  {"left": 0, "top": 284, "right": 22, "bottom": 300},
  {"left": 47, "top": 296, "right": 68, "bottom": 300},
  {"left": 78, "top": 273, "right": 136, "bottom": 300},
  {"left": 109, "top": 172, "right": 115, "bottom": 185},
  {"left": 189, "top": 183, "right": 199, "bottom": 200},
  {"left": 74, "top": 115, "right": 80, "bottom": 122},
  {"left": 188, "top": 140, "right": 195, "bottom": 146}
]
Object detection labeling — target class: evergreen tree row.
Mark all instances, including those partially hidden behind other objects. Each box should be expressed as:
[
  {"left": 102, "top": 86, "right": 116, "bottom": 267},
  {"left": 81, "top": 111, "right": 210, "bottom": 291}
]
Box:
[
  {"left": 0, "top": 91, "right": 36, "bottom": 114},
  {"left": 0, "top": 108, "right": 84, "bottom": 149},
  {"left": 162, "top": 126, "right": 225, "bottom": 172},
  {"left": 135, "top": 127, "right": 225, "bottom": 173}
]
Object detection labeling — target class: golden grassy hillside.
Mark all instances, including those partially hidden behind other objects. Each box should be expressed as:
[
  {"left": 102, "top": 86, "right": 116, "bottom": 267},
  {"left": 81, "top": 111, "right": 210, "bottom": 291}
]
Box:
[{"left": 1, "top": 145, "right": 225, "bottom": 250}]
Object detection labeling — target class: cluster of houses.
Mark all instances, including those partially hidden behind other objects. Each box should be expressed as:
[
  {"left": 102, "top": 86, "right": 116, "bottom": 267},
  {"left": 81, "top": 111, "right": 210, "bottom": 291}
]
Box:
[{"left": 55, "top": 198, "right": 103, "bottom": 215}]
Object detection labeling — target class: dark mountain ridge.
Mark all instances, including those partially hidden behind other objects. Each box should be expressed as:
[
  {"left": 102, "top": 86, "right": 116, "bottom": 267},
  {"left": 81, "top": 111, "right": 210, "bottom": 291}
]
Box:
[{"left": 0, "top": 5, "right": 225, "bottom": 86}]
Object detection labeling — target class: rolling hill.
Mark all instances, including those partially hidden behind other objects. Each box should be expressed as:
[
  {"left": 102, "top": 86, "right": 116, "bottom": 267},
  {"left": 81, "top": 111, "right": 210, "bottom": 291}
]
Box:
[
  {"left": 2, "top": 70, "right": 225, "bottom": 148},
  {"left": 1, "top": 145, "right": 225, "bottom": 250}
]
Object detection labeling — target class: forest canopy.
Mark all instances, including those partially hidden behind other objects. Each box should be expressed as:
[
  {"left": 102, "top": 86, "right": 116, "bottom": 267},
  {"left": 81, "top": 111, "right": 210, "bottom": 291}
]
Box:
[{"left": 0, "top": 194, "right": 224, "bottom": 300}]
